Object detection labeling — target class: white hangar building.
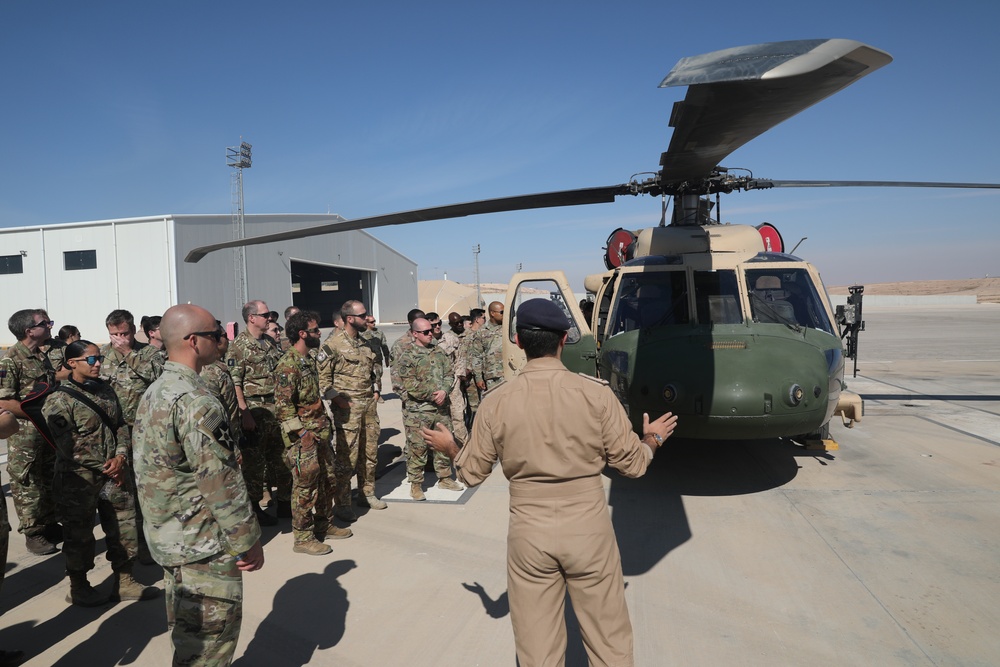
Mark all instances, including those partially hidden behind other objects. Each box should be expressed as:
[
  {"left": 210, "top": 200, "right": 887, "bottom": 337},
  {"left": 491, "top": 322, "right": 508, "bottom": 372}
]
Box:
[{"left": 0, "top": 214, "right": 418, "bottom": 346}]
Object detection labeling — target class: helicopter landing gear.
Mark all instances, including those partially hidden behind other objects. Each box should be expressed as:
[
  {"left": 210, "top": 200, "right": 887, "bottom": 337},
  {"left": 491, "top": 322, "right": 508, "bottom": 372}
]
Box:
[{"left": 791, "top": 423, "right": 839, "bottom": 451}]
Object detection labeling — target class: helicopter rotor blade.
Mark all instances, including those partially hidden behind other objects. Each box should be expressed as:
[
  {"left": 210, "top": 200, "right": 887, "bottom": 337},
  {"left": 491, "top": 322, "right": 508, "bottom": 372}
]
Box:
[
  {"left": 760, "top": 180, "right": 1000, "bottom": 190},
  {"left": 659, "top": 39, "right": 892, "bottom": 186},
  {"left": 184, "top": 184, "right": 632, "bottom": 263}
]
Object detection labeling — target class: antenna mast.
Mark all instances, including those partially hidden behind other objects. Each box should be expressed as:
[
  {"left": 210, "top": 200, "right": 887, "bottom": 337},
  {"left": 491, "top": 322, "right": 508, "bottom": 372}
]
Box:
[{"left": 227, "top": 140, "right": 252, "bottom": 312}]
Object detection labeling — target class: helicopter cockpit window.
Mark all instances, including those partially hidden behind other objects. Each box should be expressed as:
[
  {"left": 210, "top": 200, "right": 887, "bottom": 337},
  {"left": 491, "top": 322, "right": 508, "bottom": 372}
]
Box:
[
  {"left": 694, "top": 270, "right": 743, "bottom": 324},
  {"left": 508, "top": 279, "right": 582, "bottom": 344},
  {"left": 745, "top": 268, "right": 834, "bottom": 334},
  {"left": 609, "top": 271, "right": 689, "bottom": 335}
]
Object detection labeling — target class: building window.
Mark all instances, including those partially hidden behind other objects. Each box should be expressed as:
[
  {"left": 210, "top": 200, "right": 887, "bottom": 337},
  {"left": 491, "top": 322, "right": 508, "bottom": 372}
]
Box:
[
  {"left": 64, "top": 249, "right": 97, "bottom": 271},
  {"left": 0, "top": 255, "right": 24, "bottom": 275}
]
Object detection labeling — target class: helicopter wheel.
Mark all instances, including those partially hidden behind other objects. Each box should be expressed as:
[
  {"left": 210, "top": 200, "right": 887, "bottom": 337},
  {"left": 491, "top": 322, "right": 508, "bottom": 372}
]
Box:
[{"left": 789, "top": 423, "right": 837, "bottom": 451}]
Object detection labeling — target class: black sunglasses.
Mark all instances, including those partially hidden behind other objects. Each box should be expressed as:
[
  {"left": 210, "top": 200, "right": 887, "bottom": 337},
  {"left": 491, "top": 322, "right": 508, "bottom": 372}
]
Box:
[
  {"left": 29, "top": 320, "right": 55, "bottom": 330},
  {"left": 184, "top": 330, "right": 224, "bottom": 343},
  {"left": 70, "top": 354, "right": 105, "bottom": 365},
  {"left": 414, "top": 329, "right": 433, "bottom": 335}
]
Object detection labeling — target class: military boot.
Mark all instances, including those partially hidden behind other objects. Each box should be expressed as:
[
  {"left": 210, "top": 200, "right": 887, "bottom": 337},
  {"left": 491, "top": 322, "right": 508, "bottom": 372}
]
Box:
[
  {"left": 25, "top": 534, "right": 58, "bottom": 556},
  {"left": 316, "top": 525, "right": 353, "bottom": 540},
  {"left": 333, "top": 505, "right": 357, "bottom": 522},
  {"left": 113, "top": 568, "right": 161, "bottom": 602},
  {"left": 437, "top": 477, "right": 464, "bottom": 492},
  {"left": 66, "top": 572, "right": 110, "bottom": 607},
  {"left": 293, "top": 539, "right": 333, "bottom": 556},
  {"left": 253, "top": 504, "right": 278, "bottom": 526},
  {"left": 357, "top": 494, "right": 388, "bottom": 510},
  {"left": 410, "top": 483, "right": 426, "bottom": 501}
]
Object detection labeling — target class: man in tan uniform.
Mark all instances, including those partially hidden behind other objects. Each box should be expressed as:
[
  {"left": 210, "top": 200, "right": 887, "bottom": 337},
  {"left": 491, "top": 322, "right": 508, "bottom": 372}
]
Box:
[{"left": 423, "top": 299, "right": 678, "bottom": 667}]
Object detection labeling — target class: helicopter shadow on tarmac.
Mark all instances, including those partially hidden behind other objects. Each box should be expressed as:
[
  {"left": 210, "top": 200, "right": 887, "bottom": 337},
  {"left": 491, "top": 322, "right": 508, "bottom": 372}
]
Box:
[{"left": 610, "top": 436, "right": 827, "bottom": 576}]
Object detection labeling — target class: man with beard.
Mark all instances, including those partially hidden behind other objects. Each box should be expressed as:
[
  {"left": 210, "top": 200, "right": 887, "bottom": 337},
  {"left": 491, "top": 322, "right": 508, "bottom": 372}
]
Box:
[
  {"left": 275, "top": 311, "right": 352, "bottom": 554},
  {"left": 318, "top": 300, "right": 385, "bottom": 520}
]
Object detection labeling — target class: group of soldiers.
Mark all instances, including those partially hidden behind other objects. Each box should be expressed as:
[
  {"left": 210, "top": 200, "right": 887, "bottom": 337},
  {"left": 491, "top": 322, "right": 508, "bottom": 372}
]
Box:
[{"left": 387, "top": 302, "right": 505, "bottom": 501}]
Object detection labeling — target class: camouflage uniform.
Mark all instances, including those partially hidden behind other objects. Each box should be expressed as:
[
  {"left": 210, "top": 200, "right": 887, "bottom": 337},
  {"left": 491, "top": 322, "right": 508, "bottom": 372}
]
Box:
[
  {"left": 200, "top": 361, "right": 243, "bottom": 445},
  {"left": 226, "top": 330, "right": 292, "bottom": 506},
  {"left": 358, "top": 329, "right": 389, "bottom": 394},
  {"left": 275, "top": 347, "right": 335, "bottom": 544},
  {"left": 41, "top": 340, "right": 66, "bottom": 376},
  {"left": 0, "top": 341, "right": 57, "bottom": 538},
  {"left": 42, "top": 380, "right": 138, "bottom": 575},
  {"left": 458, "top": 330, "right": 481, "bottom": 417},
  {"left": 318, "top": 329, "right": 379, "bottom": 506},
  {"left": 99, "top": 340, "right": 164, "bottom": 427},
  {"left": 438, "top": 330, "right": 469, "bottom": 444},
  {"left": 133, "top": 361, "right": 261, "bottom": 667},
  {"left": 471, "top": 320, "right": 505, "bottom": 391},
  {"left": 396, "top": 343, "right": 454, "bottom": 484},
  {"left": 389, "top": 332, "right": 415, "bottom": 403}
]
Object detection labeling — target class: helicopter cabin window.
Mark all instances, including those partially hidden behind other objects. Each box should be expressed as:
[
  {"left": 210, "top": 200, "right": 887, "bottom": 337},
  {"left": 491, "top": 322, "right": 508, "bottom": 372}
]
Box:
[
  {"left": 609, "top": 271, "right": 689, "bottom": 336},
  {"left": 693, "top": 271, "right": 742, "bottom": 324},
  {"left": 745, "top": 268, "right": 834, "bottom": 334},
  {"left": 508, "top": 279, "right": 582, "bottom": 344}
]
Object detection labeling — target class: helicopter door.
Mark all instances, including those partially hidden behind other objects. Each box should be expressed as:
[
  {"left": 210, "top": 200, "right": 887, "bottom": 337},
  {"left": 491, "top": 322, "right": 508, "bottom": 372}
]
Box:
[{"left": 503, "top": 271, "right": 597, "bottom": 379}]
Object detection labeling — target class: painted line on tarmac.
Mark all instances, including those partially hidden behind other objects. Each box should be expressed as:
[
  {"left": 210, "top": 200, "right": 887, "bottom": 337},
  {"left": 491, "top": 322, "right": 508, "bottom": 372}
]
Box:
[{"left": 916, "top": 416, "right": 1000, "bottom": 448}]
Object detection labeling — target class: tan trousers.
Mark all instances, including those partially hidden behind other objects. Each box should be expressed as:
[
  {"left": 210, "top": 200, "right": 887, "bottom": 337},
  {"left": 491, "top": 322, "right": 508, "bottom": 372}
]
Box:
[{"left": 507, "top": 480, "right": 633, "bottom": 667}]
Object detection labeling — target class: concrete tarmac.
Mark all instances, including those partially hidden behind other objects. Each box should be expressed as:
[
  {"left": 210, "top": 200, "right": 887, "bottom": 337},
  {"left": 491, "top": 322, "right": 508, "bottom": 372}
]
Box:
[{"left": 1, "top": 306, "right": 998, "bottom": 665}]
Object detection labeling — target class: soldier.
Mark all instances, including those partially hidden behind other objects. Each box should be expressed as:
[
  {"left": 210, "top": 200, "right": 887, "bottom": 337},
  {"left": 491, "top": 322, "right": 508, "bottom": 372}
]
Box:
[
  {"left": 100, "top": 309, "right": 165, "bottom": 425},
  {"left": 100, "top": 309, "right": 165, "bottom": 562},
  {"left": 200, "top": 323, "right": 242, "bottom": 450},
  {"left": 397, "top": 318, "right": 462, "bottom": 501},
  {"left": 42, "top": 340, "right": 158, "bottom": 606},
  {"left": 389, "top": 308, "right": 425, "bottom": 405},
  {"left": 1, "top": 409, "right": 25, "bottom": 666},
  {"left": 461, "top": 308, "right": 486, "bottom": 420},
  {"left": 38, "top": 309, "right": 70, "bottom": 382},
  {"left": 133, "top": 304, "right": 264, "bottom": 666},
  {"left": 279, "top": 306, "right": 300, "bottom": 352},
  {"left": 423, "top": 299, "right": 678, "bottom": 666},
  {"left": 140, "top": 315, "right": 166, "bottom": 362},
  {"left": 471, "top": 301, "right": 505, "bottom": 394},
  {"left": 275, "top": 311, "right": 352, "bottom": 554},
  {"left": 0, "top": 309, "right": 60, "bottom": 555},
  {"left": 361, "top": 313, "right": 389, "bottom": 399},
  {"left": 227, "top": 300, "right": 292, "bottom": 526},
  {"left": 318, "top": 301, "right": 386, "bottom": 520},
  {"left": 437, "top": 312, "right": 469, "bottom": 444}
]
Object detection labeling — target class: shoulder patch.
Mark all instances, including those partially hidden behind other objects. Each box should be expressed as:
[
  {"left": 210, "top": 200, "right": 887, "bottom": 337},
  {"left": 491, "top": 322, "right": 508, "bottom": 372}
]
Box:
[
  {"left": 316, "top": 351, "right": 327, "bottom": 363},
  {"left": 227, "top": 358, "right": 235, "bottom": 367},
  {"left": 577, "top": 373, "right": 610, "bottom": 386}
]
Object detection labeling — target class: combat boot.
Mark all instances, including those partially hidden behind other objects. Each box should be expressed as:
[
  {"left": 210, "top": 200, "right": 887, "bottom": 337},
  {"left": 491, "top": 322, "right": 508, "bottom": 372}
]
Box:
[
  {"left": 25, "top": 534, "right": 58, "bottom": 556},
  {"left": 112, "top": 568, "right": 161, "bottom": 602},
  {"left": 333, "top": 505, "right": 357, "bottom": 522},
  {"left": 410, "top": 483, "right": 426, "bottom": 501},
  {"left": 437, "top": 477, "right": 464, "bottom": 492},
  {"left": 293, "top": 539, "right": 332, "bottom": 556},
  {"left": 66, "top": 572, "right": 110, "bottom": 607},
  {"left": 357, "top": 494, "right": 388, "bottom": 510},
  {"left": 316, "top": 525, "right": 353, "bottom": 540},
  {"left": 253, "top": 504, "right": 278, "bottom": 526}
]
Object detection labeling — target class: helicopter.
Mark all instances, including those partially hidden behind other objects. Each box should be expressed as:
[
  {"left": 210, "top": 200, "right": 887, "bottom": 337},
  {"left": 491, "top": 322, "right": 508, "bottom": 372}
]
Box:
[{"left": 186, "top": 38, "right": 1000, "bottom": 446}]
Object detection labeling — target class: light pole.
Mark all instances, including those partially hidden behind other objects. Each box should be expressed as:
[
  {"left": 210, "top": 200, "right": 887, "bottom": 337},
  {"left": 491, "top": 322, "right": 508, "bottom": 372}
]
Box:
[
  {"left": 473, "top": 244, "right": 481, "bottom": 307},
  {"left": 227, "top": 140, "right": 252, "bottom": 312}
]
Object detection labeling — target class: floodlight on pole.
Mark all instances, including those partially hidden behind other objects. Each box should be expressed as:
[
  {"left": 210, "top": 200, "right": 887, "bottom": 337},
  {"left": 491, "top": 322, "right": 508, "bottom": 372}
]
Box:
[{"left": 227, "top": 139, "right": 252, "bottom": 312}]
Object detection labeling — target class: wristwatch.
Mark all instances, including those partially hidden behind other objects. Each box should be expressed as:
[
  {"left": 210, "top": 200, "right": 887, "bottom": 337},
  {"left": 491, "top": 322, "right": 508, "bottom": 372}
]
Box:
[{"left": 645, "top": 433, "right": 663, "bottom": 447}]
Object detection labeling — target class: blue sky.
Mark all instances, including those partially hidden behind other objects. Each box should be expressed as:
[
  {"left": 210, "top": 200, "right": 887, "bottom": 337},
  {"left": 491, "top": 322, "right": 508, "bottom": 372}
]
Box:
[{"left": 2, "top": 1, "right": 998, "bottom": 291}]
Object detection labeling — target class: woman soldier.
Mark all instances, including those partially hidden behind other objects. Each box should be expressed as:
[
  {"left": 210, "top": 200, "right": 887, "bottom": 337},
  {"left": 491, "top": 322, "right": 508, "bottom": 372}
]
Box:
[{"left": 41, "top": 340, "right": 159, "bottom": 607}]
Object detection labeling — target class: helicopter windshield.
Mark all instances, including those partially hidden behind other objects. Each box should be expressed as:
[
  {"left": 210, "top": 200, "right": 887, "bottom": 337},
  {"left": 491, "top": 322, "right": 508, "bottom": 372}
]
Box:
[
  {"left": 609, "top": 271, "right": 689, "bottom": 335},
  {"left": 745, "top": 268, "right": 834, "bottom": 334},
  {"left": 694, "top": 270, "right": 743, "bottom": 324}
]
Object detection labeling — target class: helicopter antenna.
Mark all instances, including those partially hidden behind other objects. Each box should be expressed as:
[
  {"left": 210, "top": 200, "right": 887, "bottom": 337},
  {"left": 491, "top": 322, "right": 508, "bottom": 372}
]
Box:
[{"left": 660, "top": 193, "right": 668, "bottom": 227}]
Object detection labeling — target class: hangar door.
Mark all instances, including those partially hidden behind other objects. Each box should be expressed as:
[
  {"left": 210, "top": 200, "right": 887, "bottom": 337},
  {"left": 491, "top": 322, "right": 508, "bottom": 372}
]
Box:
[{"left": 290, "top": 260, "right": 372, "bottom": 327}]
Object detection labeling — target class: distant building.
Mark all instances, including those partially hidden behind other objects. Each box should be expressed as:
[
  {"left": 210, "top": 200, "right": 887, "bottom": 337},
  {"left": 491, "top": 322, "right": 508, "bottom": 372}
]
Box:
[{"left": 0, "top": 214, "right": 417, "bottom": 346}]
